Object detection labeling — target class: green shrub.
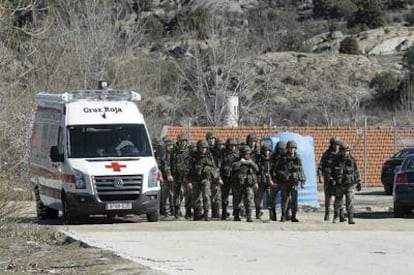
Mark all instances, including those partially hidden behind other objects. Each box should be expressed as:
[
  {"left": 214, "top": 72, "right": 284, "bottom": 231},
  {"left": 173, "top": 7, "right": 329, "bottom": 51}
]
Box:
[
  {"left": 330, "top": 0, "right": 358, "bottom": 19},
  {"left": 313, "top": 0, "right": 334, "bottom": 18},
  {"left": 405, "top": 9, "right": 414, "bottom": 26},
  {"left": 369, "top": 71, "right": 400, "bottom": 103},
  {"left": 175, "top": 8, "right": 214, "bottom": 39},
  {"left": 0, "top": 176, "right": 25, "bottom": 230},
  {"left": 348, "top": 0, "right": 387, "bottom": 29},
  {"left": 143, "top": 15, "right": 164, "bottom": 39},
  {"left": 277, "top": 31, "right": 311, "bottom": 52},
  {"left": 402, "top": 46, "right": 414, "bottom": 72},
  {"left": 386, "top": 0, "right": 410, "bottom": 10},
  {"left": 339, "top": 37, "right": 360, "bottom": 54}
]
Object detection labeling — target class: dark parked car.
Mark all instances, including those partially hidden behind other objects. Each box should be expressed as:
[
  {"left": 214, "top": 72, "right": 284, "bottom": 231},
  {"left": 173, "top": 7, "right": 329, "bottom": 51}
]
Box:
[
  {"left": 393, "top": 153, "right": 414, "bottom": 217},
  {"left": 381, "top": 147, "right": 414, "bottom": 195}
]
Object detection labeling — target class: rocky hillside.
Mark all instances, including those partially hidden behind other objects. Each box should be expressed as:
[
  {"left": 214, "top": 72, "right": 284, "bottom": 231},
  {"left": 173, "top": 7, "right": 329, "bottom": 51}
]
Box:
[
  {"left": 2, "top": 0, "right": 414, "bottom": 181},
  {"left": 135, "top": 0, "right": 412, "bottom": 127}
]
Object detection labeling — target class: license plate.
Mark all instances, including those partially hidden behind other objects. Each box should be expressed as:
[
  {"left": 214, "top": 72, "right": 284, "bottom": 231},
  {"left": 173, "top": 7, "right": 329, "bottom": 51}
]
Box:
[{"left": 105, "top": 203, "right": 132, "bottom": 210}]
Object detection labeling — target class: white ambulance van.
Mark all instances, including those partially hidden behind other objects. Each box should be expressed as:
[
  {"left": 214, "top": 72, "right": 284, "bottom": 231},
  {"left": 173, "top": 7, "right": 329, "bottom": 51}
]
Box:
[{"left": 30, "top": 85, "right": 160, "bottom": 224}]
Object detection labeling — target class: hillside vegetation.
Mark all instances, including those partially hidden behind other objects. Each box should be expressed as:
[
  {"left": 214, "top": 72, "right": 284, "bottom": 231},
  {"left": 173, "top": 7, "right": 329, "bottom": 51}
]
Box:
[{"left": 2, "top": 0, "right": 414, "bottom": 184}]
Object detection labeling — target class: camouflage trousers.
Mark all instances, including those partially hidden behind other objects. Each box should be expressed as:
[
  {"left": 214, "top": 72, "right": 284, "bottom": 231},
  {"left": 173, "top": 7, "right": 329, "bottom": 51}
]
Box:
[
  {"left": 323, "top": 178, "right": 336, "bottom": 218},
  {"left": 160, "top": 179, "right": 174, "bottom": 216},
  {"left": 210, "top": 182, "right": 221, "bottom": 218},
  {"left": 192, "top": 179, "right": 211, "bottom": 218},
  {"left": 221, "top": 176, "right": 232, "bottom": 214},
  {"left": 172, "top": 173, "right": 191, "bottom": 217},
  {"left": 233, "top": 184, "right": 254, "bottom": 219},
  {"left": 254, "top": 184, "right": 269, "bottom": 210},
  {"left": 281, "top": 184, "right": 298, "bottom": 218},
  {"left": 323, "top": 176, "right": 335, "bottom": 205},
  {"left": 334, "top": 185, "right": 355, "bottom": 219},
  {"left": 268, "top": 185, "right": 280, "bottom": 210}
]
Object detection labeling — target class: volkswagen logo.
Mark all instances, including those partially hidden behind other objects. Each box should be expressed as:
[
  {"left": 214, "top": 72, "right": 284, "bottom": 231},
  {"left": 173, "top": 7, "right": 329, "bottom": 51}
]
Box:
[{"left": 114, "top": 178, "right": 124, "bottom": 188}]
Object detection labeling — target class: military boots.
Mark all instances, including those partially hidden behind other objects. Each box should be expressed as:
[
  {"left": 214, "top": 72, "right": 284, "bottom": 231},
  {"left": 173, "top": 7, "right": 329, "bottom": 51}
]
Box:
[
  {"left": 185, "top": 207, "right": 193, "bottom": 220},
  {"left": 348, "top": 212, "right": 355, "bottom": 224},
  {"left": 255, "top": 207, "right": 263, "bottom": 219},
  {"left": 291, "top": 211, "right": 299, "bottom": 222},
  {"left": 246, "top": 209, "right": 253, "bottom": 222},
  {"left": 269, "top": 208, "right": 277, "bottom": 221},
  {"left": 233, "top": 209, "right": 241, "bottom": 221},
  {"left": 324, "top": 206, "right": 330, "bottom": 221}
]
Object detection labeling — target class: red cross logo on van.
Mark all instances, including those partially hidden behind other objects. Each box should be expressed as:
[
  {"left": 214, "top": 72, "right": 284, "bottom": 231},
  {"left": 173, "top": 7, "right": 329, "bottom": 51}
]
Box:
[{"left": 105, "top": 162, "right": 126, "bottom": 172}]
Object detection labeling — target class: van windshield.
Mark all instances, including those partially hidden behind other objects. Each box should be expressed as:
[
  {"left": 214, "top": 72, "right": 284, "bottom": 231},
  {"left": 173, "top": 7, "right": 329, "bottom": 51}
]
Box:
[{"left": 67, "top": 124, "right": 152, "bottom": 158}]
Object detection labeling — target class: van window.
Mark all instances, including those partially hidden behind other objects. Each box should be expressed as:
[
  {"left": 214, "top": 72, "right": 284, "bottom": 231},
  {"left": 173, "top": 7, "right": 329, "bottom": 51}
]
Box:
[{"left": 67, "top": 124, "right": 152, "bottom": 158}]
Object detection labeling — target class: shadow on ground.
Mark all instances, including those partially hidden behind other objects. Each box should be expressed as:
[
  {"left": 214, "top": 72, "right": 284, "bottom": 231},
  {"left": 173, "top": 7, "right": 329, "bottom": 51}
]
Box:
[
  {"left": 356, "top": 190, "right": 388, "bottom": 196},
  {"left": 355, "top": 211, "right": 414, "bottom": 219},
  {"left": 15, "top": 215, "right": 153, "bottom": 226}
]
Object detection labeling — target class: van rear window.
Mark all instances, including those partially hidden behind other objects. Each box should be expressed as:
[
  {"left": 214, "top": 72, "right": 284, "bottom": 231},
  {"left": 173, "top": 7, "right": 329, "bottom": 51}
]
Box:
[{"left": 67, "top": 124, "right": 152, "bottom": 158}]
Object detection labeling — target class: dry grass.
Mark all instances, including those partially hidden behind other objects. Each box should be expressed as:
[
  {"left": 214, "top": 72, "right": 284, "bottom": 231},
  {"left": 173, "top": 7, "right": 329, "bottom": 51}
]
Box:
[{"left": 0, "top": 175, "right": 30, "bottom": 230}]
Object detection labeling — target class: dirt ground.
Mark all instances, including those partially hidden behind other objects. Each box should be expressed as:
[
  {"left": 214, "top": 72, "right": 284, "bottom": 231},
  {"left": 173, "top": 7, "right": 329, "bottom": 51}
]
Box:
[{"left": 0, "top": 215, "right": 160, "bottom": 275}]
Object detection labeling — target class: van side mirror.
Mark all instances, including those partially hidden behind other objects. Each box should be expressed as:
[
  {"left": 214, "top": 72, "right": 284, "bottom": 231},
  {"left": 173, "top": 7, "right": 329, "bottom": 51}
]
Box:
[{"left": 50, "top": 146, "right": 64, "bottom": 162}]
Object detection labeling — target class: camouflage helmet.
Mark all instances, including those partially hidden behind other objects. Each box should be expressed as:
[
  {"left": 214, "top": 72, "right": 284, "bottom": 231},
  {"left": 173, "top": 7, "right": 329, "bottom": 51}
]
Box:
[
  {"left": 276, "top": 141, "right": 286, "bottom": 150},
  {"left": 246, "top": 133, "right": 258, "bottom": 143},
  {"left": 240, "top": 145, "right": 251, "bottom": 155},
  {"left": 164, "top": 138, "right": 175, "bottom": 145},
  {"left": 197, "top": 139, "right": 209, "bottom": 148},
  {"left": 340, "top": 143, "right": 351, "bottom": 152},
  {"left": 177, "top": 133, "right": 188, "bottom": 141},
  {"left": 205, "top": 131, "right": 217, "bottom": 139},
  {"left": 216, "top": 138, "right": 224, "bottom": 146},
  {"left": 226, "top": 138, "right": 237, "bottom": 146},
  {"left": 152, "top": 137, "right": 163, "bottom": 145},
  {"left": 286, "top": 140, "right": 297, "bottom": 149},
  {"left": 329, "top": 137, "right": 340, "bottom": 146},
  {"left": 261, "top": 144, "right": 271, "bottom": 153}
]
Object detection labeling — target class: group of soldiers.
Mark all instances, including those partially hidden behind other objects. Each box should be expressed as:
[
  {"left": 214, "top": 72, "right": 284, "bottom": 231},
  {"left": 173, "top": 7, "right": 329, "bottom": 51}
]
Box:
[
  {"left": 154, "top": 132, "right": 306, "bottom": 223},
  {"left": 318, "top": 137, "right": 362, "bottom": 224}
]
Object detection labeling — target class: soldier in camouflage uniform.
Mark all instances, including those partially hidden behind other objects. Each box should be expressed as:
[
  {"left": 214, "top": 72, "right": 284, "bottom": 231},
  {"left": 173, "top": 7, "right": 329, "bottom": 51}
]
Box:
[
  {"left": 188, "top": 140, "right": 222, "bottom": 221},
  {"left": 170, "top": 134, "right": 192, "bottom": 219},
  {"left": 232, "top": 145, "right": 259, "bottom": 222},
  {"left": 206, "top": 131, "right": 222, "bottom": 218},
  {"left": 220, "top": 138, "right": 239, "bottom": 220},
  {"left": 246, "top": 133, "right": 261, "bottom": 162},
  {"left": 332, "top": 143, "right": 361, "bottom": 224},
  {"left": 255, "top": 144, "right": 275, "bottom": 220},
  {"left": 277, "top": 140, "right": 305, "bottom": 222},
  {"left": 318, "top": 137, "right": 341, "bottom": 221},
  {"left": 268, "top": 141, "right": 287, "bottom": 221},
  {"left": 159, "top": 138, "right": 175, "bottom": 217}
]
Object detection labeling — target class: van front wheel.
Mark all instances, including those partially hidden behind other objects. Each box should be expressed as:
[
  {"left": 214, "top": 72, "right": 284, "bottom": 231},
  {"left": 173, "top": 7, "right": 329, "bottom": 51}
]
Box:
[
  {"left": 62, "top": 196, "right": 76, "bottom": 225},
  {"left": 146, "top": 210, "right": 159, "bottom": 222}
]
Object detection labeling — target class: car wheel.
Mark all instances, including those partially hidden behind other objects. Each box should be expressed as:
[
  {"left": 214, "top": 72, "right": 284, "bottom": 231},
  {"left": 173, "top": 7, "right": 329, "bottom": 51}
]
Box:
[
  {"left": 146, "top": 209, "right": 160, "bottom": 222},
  {"left": 384, "top": 185, "right": 392, "bottom": 195},
  {"left": 394, "top": 204, "right": 406, "bottom": 218},
  {"left": 62, "top": 195, "right": 76, "bottom": 225}
]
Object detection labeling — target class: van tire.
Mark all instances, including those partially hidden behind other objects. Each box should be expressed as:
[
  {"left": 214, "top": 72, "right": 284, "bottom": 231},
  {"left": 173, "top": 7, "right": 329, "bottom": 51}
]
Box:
[
  {"left": 146, "top": 210, "right": 160, "bottom": 222},
  {"left": 62, "top": 195, "right": 76, "bottom": 225},
  {"left": 394, "top": 204, "right": 406, "bottom": 218}
]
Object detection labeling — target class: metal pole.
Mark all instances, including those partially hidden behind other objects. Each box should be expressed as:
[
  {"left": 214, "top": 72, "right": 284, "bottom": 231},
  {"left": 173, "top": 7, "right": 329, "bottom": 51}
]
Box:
[{"left": 364, "top": 117, "right": 368, "bottom": 188}]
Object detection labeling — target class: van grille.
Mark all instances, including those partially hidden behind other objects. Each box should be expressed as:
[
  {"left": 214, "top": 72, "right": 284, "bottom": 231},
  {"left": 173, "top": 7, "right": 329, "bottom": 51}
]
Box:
[{"left": 93, "top": 175, "right": 142, "bottom": 202}]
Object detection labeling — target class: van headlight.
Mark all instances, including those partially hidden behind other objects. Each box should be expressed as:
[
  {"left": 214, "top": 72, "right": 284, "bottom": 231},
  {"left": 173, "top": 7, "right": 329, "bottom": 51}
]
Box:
[
  {"left": 73, "top": 169, "right": 86, "bottom": 189},
  {"left": 148, "top": 166, "right": 158, "bottom": 188}
]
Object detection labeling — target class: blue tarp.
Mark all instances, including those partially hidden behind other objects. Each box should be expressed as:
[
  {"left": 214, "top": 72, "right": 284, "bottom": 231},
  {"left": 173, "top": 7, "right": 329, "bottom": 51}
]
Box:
[{"left": 260, "top": 132, "right": 320, "bottom": 208}]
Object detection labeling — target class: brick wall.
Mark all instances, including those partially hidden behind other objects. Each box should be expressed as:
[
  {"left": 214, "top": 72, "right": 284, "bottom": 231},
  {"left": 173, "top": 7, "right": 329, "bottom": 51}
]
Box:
[{"left": 163, "top": 126, "right": 413, "bottom": 187}]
